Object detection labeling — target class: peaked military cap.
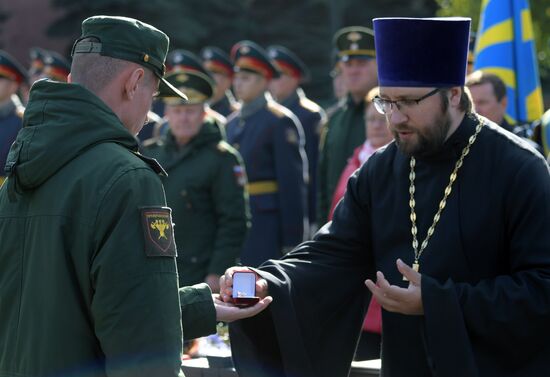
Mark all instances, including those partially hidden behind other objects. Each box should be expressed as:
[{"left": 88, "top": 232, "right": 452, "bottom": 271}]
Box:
[
  {"left": 162, "top": 70, "right": 215, "bottom": 105},
  {"left": 374, "top": 17, "right": 471, "bottom": 87},
  {"left": 71, "top": 15, "right": 186, "bottom": 100},
  {"left": 166, "top": 49, "right": 208, "bottom": 76},
  {"left": 333, "top": 26, "right": 375, "bottom": 61},
  {"left": 0, "top": 50, "right": 27, "bottom": 84},
  {"left": 201, "top": 46, "right": 233, "bottom": 77},
  {"left": 231, "top": 41, "right": 280, "bottom": 79},
  {"left": 267, "top": 45, "right": 310, "bottom": 82},
  {"left": 43, "top": 50, "right": 71, "bottom": 82},
  {"left": 29, "top": 47, "right": 47, "bottom": 77}
]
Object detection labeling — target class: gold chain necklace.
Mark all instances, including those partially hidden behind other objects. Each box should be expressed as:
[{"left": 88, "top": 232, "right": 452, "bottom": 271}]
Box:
[{"left": 404, "top": 120, "right": 484, "bottom": 281}]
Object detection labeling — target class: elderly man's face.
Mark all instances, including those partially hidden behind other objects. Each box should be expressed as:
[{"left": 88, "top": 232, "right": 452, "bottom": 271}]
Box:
[
  {"left": 341, "top": 58, "right": 377, "bottom": 96},
  {"left": 379, "top": 87, "right": 451, "bottom": 157}
]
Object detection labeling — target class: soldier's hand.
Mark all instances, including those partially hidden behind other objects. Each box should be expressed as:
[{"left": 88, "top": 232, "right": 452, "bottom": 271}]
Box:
[
  {"left": 212, "top": 294, "right": 273, "bottom": 322},
  {"left": 219, "top": 266, "right": 269, "bottom": 303}
]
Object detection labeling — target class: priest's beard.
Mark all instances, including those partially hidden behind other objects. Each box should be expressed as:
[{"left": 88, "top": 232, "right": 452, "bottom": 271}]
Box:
[{"left": 393, "top": 96, "right": 452, "bottom": 158}]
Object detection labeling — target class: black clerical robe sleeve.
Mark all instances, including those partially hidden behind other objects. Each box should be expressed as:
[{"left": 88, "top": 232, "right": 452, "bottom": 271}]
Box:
[
  {"left": 229, "top": 167, "right": 376, "bottom": 377},
  {"left": 422, "top": 155, "right": 550, "bottom": 376}
]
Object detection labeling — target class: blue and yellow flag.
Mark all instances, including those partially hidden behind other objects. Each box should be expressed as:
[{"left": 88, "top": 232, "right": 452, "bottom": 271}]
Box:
[{"left": 474, "top": 0, "right": 543, "bottom": 124}]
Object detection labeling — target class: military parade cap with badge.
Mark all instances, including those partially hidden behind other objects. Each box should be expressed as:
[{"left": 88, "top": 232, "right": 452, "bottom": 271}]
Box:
[
  {"left": 267, "top": 45, "right": 310, "bottom": 83},
  {"left": 201, "top": 46, "right": 234, "bottom": 78},
  {"left": 0, "top": 50, "right": 28, "bottom": 84},
  {"left": 42, "top": 50, "right": 71, "bottom": 82},
  {"left": 231, "top": 40, "right": 280, "bottom": 80},
  {"left": 333, "top": 25, "right": 376, "bottom": 62},
  {"left": 71, "top": 15, "right": 187, "bottom": 101},
  {"left": 373, "top": 17, "right": 471, "bottom": 87}
]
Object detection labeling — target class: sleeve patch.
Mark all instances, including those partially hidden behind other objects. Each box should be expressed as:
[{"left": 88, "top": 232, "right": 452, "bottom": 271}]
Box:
[{"left": 140, "top": 207, "right": 177, "bottom": 257}]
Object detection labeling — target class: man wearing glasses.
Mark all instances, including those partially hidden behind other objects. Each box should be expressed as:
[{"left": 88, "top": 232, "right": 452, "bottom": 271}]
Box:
[{"left": 220, "top": 17, "right": 550, "bottom": 377}]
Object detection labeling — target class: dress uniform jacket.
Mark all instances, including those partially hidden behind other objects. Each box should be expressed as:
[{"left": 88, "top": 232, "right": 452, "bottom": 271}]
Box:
[
  {"left": 281, "top": 89, "right": 326, "bottom": 232},
  {"left": 0, "top": 80, "right": 215, "bottom": 377},
  {"left": 229, "top": 114, "right": 550, "bottom": 377},
  {"left": 143, "top": 119, "right": 249, "bottom": 288},
  {"left": 317, "top": 93, "right": 365, "bottom": 224},
  {"left": 0, "top": 95, "right": 23, "bottom": 184},
  {"left": 210, "top": 92, "right": 238, "bottom": 118},
  {"left": 226, "top": 93, "right": 307, "bottom": 267}
]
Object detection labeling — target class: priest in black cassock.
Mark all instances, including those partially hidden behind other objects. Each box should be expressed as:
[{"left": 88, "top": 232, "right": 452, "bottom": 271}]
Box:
[{"left": 220, "top": 17, "right": 550, "bottom": 377}]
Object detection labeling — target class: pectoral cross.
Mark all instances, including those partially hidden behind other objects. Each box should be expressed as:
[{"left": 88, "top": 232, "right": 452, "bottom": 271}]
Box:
[{"left": 403, "top": 262, "right": 420, "bottom": 281}]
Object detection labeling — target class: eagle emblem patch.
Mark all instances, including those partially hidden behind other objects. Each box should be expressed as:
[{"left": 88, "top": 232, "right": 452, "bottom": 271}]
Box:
[{"left": 141, "top": 207, "right": 177, "bottom": 257}]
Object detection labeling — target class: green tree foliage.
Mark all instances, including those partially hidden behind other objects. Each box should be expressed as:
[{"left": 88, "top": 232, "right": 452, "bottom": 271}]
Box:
[{"left": 47, "top": 0, "right": 439, "bottom": 102}]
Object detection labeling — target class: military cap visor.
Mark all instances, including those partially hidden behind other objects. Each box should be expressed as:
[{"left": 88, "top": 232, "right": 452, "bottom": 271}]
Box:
[
  {"left": 0, "top": 50, "right": 28, "bottom": 84},
  {"left": 71, "top": 16, "right": 187, "bottom": 101},
  {"left": 334, "top": 26, "right": 376, "bottom": 61},
  {"left": 161, "top": 70, "right": 215, "bottom": 105}
]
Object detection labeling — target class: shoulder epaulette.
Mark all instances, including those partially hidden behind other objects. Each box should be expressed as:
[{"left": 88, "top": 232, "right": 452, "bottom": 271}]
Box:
[
  {"left": 299, "top": 97, "right": 322, "bottom": 114},
  {"left": 267, "top": 100, "right": 291, "bottom": 119},
  {"left": 206, "top": 107, "right": 227, "bottom": 126}
]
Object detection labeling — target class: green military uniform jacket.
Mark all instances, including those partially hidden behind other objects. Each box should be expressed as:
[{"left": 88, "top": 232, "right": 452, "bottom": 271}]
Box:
[
  {"left": 0, "top": 80, "right": 215, "bottom": 377},
  {"left": 143, "top": 119, "right": 249, "bottom": 288},
  {"left": 317, "top": 94, "right": 365, "bottom": 225}
]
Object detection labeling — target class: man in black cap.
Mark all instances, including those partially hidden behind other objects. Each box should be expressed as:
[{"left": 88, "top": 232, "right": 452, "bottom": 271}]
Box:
[
  {"left": 0, "top": 50, "right": 26, "bottom": 187},
  {"left": 317, "top": 26, "right": 378, "bottom": 225},
  {"left": 0, "top": 16, "right": 271, "bottom": 377},
  {"left": 220, "top": 17, "right": 549, "bottom": 377},
  {"left": 226, "top": 40, "right": 308, "bottom": 267},
  {"left": 268, "top": 45, "right": 326, "bottom": 235},
  {"left": 201, "top": 46, "right": 239, "bottom": 117}
]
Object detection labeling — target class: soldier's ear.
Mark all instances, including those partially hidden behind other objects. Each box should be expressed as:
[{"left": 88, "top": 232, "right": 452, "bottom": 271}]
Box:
[
  {"left": 67, "top": 73, "right": 73, "bottom": 83},
  {"left": 124, "top": 67, "right": 144, "bottom": 100}
]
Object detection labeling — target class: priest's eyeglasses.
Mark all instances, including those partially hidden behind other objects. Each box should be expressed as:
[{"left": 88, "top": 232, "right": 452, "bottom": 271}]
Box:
[{"left": 373, "top": 88, "right": 441, "bottom": 116}]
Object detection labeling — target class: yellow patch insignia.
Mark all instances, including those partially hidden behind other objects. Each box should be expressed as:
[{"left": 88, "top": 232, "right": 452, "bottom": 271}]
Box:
[{"left": 141, "top": 207, "right": 177, "bottom": 257}]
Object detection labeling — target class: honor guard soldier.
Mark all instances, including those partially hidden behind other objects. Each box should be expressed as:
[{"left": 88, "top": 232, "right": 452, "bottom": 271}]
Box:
[
  {"left": 0, "top": 50, "right": 26, "bottom": 186},
  {"left": 317, "top": 26, "right": 378, "bottom": 224},
  {"left": 226, "top": 40, "right": 308, "bottom": 267},
  {"left": 28, "top": 47, "right": 47, "bottom": 83},
  {"left": 268, "top": 45, "right": 326, "bottom": 234},
  {"left": 42, "top": 50, "right": 71, "bottom": 82},
  {"left": 142, "top": 68, "right": 249, "bottom": 293},
  {"left": 201, "top": 46, "right": 239, "bottom": 117}
]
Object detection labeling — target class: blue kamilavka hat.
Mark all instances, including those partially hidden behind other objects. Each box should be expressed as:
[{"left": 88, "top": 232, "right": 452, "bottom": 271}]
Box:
[{"left": 373, "top": 17, "right": 471, "bottom": 87}]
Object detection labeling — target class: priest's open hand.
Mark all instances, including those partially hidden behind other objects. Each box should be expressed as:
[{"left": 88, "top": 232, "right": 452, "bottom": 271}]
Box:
[{"left": 365, "top": 259, "right": 423, "bottom": 315}]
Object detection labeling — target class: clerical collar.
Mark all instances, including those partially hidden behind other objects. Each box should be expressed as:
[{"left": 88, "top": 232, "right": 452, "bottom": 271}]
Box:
[{"left": 240, "top": 92, "right": 269, "bottom": 119}]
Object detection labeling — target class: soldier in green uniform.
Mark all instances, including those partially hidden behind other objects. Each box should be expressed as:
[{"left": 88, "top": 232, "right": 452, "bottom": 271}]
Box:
[
  {"left": 143, "top": 69, "right": 249, "bottom": 293},
  {"left": 317, "top": 26, "right": 378, "bottom": 224},
  {"left": 0, "top": 16, "right": 270, "bottom": 377}
]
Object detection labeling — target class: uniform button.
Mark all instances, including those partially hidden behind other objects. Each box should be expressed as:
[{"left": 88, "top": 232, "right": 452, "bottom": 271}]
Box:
[
  {"left": 186, "top": 203, "right": 192, "bottom": 209},
  {"left": 191, "top": 257, "right": 198, "bottom": 263},
  {"left": 181, "top": 190, "right": 187, "bottom": 196},
  {"left": 233, "top": 143, "right": 240, "bottom": 149}
]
